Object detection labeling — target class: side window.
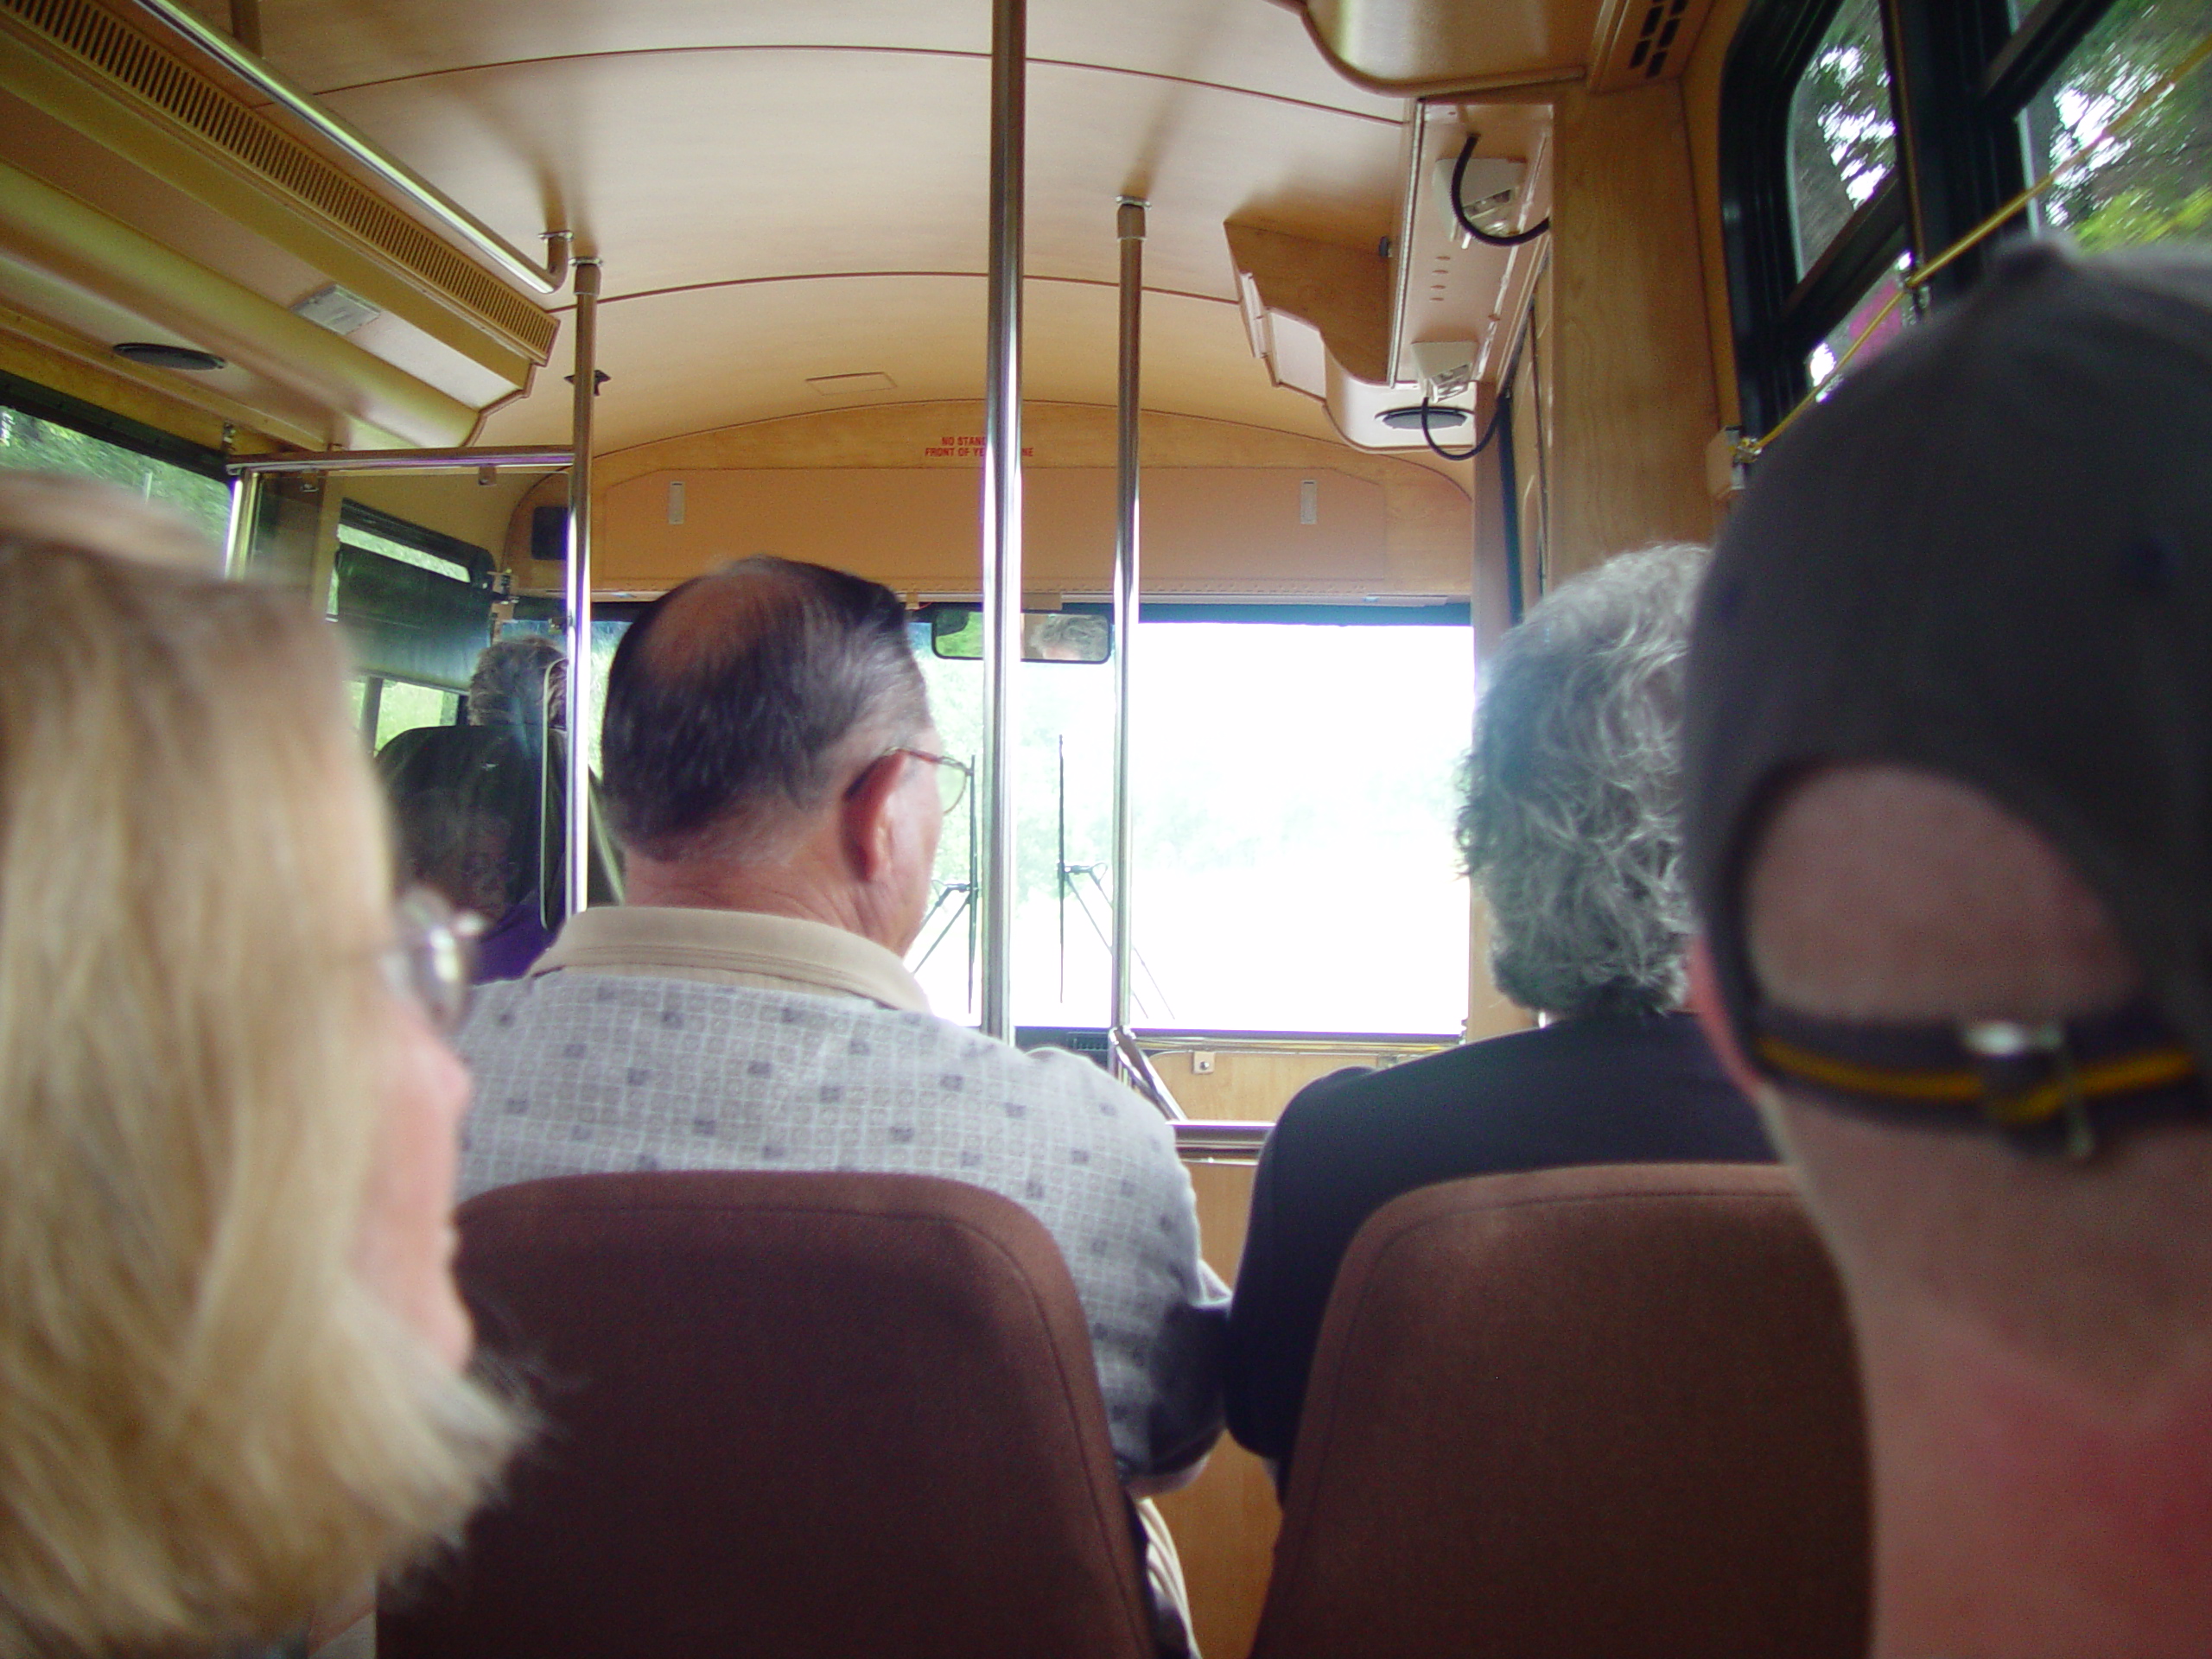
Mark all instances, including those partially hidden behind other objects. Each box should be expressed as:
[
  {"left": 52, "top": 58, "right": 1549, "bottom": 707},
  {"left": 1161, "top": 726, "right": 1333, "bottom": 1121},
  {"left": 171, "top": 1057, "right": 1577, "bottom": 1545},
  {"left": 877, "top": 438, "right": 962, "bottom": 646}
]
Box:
[
  {"left": 2020, "top": 0, "right": 2209, "bottom": 249},
  {"left": 334, "top": 503, "right": 493, "bottom": 753},
  {"left": 0, "top": 389, "right": 229, "bottom": 540},
  {"left": 1724, "top": 0, "right": 2207, "bottom": 439},
  {"left": 1721, "top": 0, "right": 1910, "bottom": 433},
  {"left": 1786, "top": 0, "right": 1912, "bottom": 385},
  {"left": 1789, "top": 0, "right": 1898, "bottom": 272}
]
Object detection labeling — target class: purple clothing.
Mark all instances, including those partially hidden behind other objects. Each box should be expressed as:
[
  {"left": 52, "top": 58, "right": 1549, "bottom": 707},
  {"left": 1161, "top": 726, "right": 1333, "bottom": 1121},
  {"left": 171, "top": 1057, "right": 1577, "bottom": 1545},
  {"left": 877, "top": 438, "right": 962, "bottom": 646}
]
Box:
[{"left": 475, "top": 893, "right": 555, "bottom": 982}]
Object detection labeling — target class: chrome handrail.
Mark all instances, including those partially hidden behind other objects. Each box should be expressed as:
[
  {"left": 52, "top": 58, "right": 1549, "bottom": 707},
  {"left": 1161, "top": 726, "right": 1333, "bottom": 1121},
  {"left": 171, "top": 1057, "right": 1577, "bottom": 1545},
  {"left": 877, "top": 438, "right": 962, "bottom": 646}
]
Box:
[
  {"left": 226, "top": 446, "right": 571, "bottom": 475},
  {"left": 1108, "top": 196, "right": 1145, "bottom": 1070},
  {"left": 118, "top": 0, "right": 571, "bottom": 295},
  {"left": 976, "top": 0, "right": 1026, "bottom": 1039},
  {"left": 221, "top": 469, "right": 258, "bottom": 576},
  {"left": 562, "top": 259, "right": 601, "bottom": 919},
  {"left": 1134, "top": 1027, "right": 1459, "bottom": 1058},
  {"left": 1111, "top": 1026, "right": 1185, "bottom": 1121}
]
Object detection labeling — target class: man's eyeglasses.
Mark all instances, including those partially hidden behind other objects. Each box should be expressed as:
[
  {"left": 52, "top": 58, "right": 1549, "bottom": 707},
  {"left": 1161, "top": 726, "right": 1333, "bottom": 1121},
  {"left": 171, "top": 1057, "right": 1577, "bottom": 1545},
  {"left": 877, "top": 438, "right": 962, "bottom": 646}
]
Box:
[
  {"left": 852, "top": 747, "right": 972, "bottom": 816},
  {"left": 385, "top": 886, "right": 484, "bottom": 1035}
]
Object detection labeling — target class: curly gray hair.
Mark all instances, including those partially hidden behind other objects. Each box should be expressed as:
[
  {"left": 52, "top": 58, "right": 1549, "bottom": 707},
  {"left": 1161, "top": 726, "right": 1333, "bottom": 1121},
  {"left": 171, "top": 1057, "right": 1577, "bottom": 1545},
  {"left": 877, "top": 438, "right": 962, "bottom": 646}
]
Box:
[{"left": 1458, "top": 543, "right": 1707, "bottom": 1019}]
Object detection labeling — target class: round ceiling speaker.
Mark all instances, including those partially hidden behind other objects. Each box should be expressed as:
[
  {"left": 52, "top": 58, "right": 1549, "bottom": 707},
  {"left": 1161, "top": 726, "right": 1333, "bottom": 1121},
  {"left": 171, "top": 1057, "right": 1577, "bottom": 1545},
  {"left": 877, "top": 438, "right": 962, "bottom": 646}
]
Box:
[
  {"left": 111, "top": 342, "right": 227, "bottom": 372},
  {"left": 1379, "top": 404, "right": 1470, "bottom": 431}
]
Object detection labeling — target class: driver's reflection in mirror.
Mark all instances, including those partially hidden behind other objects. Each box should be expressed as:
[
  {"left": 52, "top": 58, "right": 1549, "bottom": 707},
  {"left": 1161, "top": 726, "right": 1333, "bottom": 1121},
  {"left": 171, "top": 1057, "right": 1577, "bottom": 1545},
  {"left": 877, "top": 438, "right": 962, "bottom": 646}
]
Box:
[
  {"left": 927, "top": 604, "right": 1114, "bottom": 664},
  {"left": 377, "top": 636, "right": 565, "bottom": 984},
  {"left": 1027, "top": 613, "right": 1111, "bottom": 661}
]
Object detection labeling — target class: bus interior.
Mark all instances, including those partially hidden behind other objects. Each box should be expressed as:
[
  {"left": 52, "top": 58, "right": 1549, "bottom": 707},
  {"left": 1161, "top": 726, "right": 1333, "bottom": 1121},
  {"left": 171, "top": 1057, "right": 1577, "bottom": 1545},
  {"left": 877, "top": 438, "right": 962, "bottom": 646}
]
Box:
[{"left": 0, "top": 0, "right": 2202, "bottom": 1645}]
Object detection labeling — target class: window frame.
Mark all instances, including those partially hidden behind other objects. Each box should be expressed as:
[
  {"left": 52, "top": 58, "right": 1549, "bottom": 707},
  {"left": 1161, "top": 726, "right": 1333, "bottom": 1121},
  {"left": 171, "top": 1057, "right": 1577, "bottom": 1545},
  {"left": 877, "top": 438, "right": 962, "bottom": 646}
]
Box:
[
  {"left": 336, "top": 499, "right": 494, "bottom": 588},
  {"left": 1721, "top": 0, "right": 1914, "bottom": 434},
  {"left": 1720, "top": 0, "right": 2138, "bottom": 436},
  {"left": 0, "top": 368, "right": 231, "bottom": 484}
]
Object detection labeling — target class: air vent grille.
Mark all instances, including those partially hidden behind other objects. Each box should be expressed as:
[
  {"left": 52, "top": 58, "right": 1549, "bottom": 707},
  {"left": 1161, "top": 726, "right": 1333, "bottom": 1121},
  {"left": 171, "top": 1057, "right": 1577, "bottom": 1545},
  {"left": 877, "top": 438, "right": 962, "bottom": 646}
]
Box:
[
  {"left": 1628, "top": 0, "right": 1691, "bottom": 76},
  {"left": 0, "top": 0, "right": 556, "bottom": 357},
  {"left": 1587, "top": 0, "right": 1714, "bottom": 91}
]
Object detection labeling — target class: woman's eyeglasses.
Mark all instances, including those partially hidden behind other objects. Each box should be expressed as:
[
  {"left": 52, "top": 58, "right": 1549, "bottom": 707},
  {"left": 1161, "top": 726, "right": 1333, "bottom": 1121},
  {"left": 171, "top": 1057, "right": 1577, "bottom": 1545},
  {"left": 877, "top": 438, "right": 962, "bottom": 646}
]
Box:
[{"left": 385, "top": 887, "right": 484, "bottom": 1035}]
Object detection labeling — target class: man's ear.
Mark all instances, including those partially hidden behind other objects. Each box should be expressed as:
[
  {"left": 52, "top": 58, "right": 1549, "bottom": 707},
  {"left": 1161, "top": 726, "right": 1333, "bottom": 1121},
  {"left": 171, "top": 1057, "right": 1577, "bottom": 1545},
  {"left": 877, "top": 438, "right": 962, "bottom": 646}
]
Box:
[
  {"left": 1689, "top": 933, "right": 1766, "bottom": 1101},
  {"left": 837, "top": 751, "right": 907, "bottom": 884}
]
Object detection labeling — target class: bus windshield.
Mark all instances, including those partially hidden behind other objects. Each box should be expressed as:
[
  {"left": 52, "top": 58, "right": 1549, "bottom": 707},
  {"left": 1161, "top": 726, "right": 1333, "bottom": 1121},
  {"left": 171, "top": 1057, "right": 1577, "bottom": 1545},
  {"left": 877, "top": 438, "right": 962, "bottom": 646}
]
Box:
[{"left": 914, "top": 616, "right": 1473, "bottom": 1036}]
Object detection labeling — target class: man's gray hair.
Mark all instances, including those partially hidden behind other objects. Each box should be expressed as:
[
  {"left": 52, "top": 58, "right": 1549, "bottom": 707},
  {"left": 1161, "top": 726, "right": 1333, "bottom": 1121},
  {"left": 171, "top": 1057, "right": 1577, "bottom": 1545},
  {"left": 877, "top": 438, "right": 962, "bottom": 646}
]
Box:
[{"left": 1459, "top": 543, "right": 1707, "bottom": 1018}]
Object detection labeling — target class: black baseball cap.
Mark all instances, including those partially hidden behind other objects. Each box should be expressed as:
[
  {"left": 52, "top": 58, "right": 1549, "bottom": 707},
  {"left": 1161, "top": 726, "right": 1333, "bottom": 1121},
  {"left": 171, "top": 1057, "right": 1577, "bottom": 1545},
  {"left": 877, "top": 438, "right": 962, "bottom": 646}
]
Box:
[{"left": 1684, "top": 240, "right": 2212, "bottom": 1149}]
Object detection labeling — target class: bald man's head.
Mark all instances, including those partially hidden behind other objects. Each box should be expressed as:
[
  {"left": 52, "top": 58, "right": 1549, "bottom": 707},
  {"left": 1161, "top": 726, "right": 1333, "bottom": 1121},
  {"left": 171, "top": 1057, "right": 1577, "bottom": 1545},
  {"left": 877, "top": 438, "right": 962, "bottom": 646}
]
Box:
[{"left": 602, "top": 557, "right": 929, "bottom": 861}]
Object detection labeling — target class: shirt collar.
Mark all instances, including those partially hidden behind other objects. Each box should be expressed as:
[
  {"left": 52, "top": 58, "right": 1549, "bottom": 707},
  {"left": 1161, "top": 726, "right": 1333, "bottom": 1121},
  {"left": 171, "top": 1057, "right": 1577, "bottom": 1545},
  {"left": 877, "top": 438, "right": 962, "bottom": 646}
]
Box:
[{"left": 531, "top": 906, "right": 930, "bottom": 1014}]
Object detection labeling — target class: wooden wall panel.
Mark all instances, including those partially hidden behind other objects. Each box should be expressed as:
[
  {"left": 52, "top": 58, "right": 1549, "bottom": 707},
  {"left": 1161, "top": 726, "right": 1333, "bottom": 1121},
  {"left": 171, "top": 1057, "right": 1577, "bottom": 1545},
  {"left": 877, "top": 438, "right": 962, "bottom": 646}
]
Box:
[
  {"left": 1158, "top": 1051, "right": 1373, "bottom": 1122},
  {"left": 1548, "top": 80, "right": 1722, "bottom": 581},
  {"left": 593, "top": 465, "right": 1391, "bottom": 599},
  {"left": 1158, "top": 1159, "right": 1278, "bottom": 1659},
  {"left": 503, "top": 401, "right": 1471, "bottom": 601}
]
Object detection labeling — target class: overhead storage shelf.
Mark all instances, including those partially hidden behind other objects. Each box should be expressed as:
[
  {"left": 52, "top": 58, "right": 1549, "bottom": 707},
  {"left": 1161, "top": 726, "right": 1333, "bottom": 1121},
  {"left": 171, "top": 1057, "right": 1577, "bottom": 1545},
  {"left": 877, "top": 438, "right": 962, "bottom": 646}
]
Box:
[{"left": 0, "top": 0, "right": 557, "bottom": 449}]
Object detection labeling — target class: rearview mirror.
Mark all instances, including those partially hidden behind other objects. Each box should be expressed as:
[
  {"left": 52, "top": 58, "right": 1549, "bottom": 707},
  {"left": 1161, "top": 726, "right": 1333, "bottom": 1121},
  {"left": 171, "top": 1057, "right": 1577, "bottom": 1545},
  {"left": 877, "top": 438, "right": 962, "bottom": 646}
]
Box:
[{"left": 928, "top": 606, "right": 1113, "bottom": 664}]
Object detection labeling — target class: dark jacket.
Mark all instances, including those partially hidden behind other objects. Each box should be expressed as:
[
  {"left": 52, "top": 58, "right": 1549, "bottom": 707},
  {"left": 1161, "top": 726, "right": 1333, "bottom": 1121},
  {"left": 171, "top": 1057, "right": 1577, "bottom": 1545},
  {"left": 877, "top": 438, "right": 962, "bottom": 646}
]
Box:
[{"left": 1224, "top": 1011, "right": 1773, "bottom": 1476}]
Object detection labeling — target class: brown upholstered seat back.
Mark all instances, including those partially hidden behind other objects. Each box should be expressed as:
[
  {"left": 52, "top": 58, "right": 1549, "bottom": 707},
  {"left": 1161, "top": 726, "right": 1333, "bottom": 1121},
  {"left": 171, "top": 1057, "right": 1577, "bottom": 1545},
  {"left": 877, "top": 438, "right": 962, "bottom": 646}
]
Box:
[
  {"left": 380, "top": 1171, "right": 1154, "bottom": 1659},
  {"left": 1250, "top": 1164, "right": 1868, "bottom": 1659}
]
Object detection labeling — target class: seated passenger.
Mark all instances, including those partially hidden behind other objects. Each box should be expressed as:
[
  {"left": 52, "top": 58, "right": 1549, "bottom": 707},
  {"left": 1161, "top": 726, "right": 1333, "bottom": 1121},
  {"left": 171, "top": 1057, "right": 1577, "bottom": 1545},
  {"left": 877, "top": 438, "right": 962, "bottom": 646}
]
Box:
[
  {"left": 1685, "top": 244, "right": 2212, "bottom": 1658},
  {"left": 0, "top": 476, "right": 519, "bottom": 1654},
  {"left": 455, "top": 556, "right": 1225, "bottom": 1650},
  {"left": 1225, "top": 543, "right": 1772, "bottom": 1478},
  {"left": 378, "top": 637, "right": 565, "bottom": 982},
  {"left": 467, "top": 632, "right": 563, "bottom": 761}
]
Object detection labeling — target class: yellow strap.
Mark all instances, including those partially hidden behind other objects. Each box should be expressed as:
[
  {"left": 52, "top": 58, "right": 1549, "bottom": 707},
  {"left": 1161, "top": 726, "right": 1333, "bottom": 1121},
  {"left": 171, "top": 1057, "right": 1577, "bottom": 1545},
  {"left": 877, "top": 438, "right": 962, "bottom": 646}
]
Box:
[
  {"left": 1754, "top": 1034, "right": 2196, "bottom": 1125},
  {"left": 1756, "top": 1035, "right": 1986, "bottom": 1101},
  {"left": 1740, "top": 27, "right": 2212, "bottom": 464}
]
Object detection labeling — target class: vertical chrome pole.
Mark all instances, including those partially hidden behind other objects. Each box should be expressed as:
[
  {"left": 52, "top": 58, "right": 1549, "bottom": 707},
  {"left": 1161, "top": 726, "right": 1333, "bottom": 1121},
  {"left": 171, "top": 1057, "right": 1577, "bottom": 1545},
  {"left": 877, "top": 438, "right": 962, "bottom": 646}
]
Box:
[
  {"left": 221, "top": 469, "right": 259, "bottom": 577},
  {"left": 1108, "top": 197, "right": 1145, "bottom": 1074},
  {"left": 977, "top": 0, "right": 1026, "bottom": 1040},
  {"left": 563, "top": 257, "right": 601, "bottom": 921}
]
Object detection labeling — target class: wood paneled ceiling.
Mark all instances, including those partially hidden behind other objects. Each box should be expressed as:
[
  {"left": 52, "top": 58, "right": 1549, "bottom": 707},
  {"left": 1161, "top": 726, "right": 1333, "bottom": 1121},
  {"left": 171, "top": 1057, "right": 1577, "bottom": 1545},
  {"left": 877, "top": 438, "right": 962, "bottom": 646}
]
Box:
[{"left": 215, "top": 0, "right": 1580, "bottom": 463}]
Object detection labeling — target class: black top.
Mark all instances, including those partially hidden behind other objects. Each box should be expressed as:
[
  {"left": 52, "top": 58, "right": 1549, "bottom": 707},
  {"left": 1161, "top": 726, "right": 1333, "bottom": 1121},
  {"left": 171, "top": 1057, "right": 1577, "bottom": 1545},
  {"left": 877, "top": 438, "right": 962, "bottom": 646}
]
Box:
[{"left": 1224, "top": 1011, "right": 1774, "bottom": 1475}]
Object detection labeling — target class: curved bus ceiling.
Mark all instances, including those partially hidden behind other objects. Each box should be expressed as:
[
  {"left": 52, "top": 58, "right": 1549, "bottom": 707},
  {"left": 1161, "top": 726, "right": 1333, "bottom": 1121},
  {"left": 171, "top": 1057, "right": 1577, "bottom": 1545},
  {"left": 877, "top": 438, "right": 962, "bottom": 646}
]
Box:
[{"left": 175, "top": 0, "right": 1577, "bottom": 467}]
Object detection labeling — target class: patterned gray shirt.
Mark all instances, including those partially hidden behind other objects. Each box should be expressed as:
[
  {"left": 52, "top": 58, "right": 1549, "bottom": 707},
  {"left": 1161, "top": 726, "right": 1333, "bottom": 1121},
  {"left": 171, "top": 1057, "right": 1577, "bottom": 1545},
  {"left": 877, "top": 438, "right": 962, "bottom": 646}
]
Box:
[{"left": 457, "top": 905, "right": 1227, "bottom": 1480}]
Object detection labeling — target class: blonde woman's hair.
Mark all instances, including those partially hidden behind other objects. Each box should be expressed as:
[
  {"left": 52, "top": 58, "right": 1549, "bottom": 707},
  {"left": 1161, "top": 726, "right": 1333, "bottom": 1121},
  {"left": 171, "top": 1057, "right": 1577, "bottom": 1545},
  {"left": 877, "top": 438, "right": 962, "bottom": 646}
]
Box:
[
  {"left": 0, "top": 470, "right": 224, "bottom": 574},
  {"left": 0, "top": 476, "right": 519, "bottom": 1654}
]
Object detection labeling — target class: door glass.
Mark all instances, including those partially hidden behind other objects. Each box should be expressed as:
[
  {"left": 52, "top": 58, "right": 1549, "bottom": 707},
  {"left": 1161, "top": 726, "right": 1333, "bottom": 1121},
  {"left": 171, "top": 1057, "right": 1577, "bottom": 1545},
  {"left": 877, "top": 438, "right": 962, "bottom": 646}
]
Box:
[
  {"left": 495, "top": 617, "right": 627, "bottom": 771},
  {"left": 916, "top": 620, "right": 1474, "bottom": 1035}
]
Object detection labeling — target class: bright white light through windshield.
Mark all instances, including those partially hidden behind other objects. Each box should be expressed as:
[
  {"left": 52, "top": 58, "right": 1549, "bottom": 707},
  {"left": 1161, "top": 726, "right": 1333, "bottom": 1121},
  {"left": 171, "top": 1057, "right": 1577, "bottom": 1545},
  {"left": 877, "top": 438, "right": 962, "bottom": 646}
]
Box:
[{"left": 913, "top": 618, "right": 1472, "bottom": 1036}]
